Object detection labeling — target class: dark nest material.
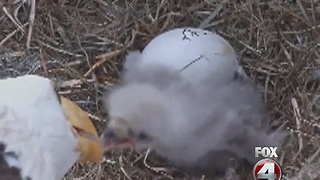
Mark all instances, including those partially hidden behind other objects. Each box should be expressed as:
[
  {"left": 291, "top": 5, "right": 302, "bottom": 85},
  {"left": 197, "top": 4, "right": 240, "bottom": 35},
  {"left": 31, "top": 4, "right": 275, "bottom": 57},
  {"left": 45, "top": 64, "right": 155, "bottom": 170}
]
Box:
[{"left": 1, "top": 0, "right": 320, "bottom": 179}]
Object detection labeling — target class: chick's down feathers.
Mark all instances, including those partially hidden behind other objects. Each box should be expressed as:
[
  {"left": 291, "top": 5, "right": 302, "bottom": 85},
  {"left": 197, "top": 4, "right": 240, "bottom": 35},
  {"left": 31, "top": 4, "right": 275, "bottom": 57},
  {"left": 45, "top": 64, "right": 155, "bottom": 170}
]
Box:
[{"left": 103, "top": 51, "right": 287, "bottom": 175}]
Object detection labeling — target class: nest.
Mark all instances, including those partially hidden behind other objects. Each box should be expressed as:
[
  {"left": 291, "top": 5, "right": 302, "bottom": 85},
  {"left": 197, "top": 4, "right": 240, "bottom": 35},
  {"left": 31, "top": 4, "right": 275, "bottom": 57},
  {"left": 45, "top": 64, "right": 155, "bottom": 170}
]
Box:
[{"left": 1, "top": 0, "right": 320, "bottom": 179}]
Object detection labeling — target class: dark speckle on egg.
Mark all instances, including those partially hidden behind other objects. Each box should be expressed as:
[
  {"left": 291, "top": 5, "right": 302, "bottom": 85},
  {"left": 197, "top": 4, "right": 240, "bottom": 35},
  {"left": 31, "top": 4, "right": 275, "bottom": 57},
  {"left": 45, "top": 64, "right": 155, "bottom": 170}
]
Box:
[
  {"left": 181, "top": 28, "right": 209, "bottom": 41},
  {"left": 182, "top": 28, "right": 191, "bottom": 41}
]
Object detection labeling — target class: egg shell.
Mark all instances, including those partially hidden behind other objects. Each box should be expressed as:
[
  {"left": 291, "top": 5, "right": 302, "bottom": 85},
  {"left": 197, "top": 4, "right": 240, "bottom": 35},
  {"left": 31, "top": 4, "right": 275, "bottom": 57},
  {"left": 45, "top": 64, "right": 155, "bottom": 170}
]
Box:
[{"left": 139, "top": 27, "right": 243, "bottom": 84}]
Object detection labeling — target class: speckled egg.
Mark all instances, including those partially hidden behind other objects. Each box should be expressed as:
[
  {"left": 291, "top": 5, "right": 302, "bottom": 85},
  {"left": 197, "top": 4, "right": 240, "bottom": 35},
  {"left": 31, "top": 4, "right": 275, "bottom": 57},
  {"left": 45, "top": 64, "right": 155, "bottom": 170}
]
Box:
[{"left": 138, "top": 27, "right": 245, "bottom": 84}]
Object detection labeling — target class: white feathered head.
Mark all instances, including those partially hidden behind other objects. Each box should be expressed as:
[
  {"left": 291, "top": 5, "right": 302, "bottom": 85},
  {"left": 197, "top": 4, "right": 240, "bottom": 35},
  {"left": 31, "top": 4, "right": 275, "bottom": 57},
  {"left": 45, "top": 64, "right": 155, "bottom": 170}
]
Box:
[{"left": 0, "top": 75, "right": 103, "bottom": 179}]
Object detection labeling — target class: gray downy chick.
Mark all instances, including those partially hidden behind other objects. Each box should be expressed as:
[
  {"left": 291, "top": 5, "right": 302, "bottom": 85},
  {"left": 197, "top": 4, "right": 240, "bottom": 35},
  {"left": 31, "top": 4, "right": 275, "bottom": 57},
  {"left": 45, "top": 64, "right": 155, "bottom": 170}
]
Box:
[{"left": 102, "top": 51, "right": 288, "bottom": 176}]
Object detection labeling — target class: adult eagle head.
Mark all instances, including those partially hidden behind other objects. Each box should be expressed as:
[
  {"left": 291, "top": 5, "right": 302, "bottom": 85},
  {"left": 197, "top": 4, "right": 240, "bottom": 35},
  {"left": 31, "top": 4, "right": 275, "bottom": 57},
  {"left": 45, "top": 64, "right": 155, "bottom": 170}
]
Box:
[{"left": 0, "top": 75, "right": 103, "bottom": 180}]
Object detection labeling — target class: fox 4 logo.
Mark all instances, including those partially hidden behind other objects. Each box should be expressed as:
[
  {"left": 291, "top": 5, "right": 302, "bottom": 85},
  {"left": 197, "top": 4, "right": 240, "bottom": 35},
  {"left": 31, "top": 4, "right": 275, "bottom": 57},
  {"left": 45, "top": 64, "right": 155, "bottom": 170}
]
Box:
[
  {"left": 255, "top": 147, "right": 278, "bottom": 158},
  {"left": 253, "top": 147, "right": 282, "bottom": 180},
  {"left": 253, "top": 158, "right": 282, "bottom": 180}
]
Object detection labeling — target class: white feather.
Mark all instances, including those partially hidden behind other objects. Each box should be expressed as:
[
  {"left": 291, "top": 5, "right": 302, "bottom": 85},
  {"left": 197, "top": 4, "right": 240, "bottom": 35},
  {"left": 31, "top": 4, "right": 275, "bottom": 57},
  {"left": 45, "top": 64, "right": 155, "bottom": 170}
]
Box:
[{"left": 0, "top": 75, "right": 79, "bottom": 180}]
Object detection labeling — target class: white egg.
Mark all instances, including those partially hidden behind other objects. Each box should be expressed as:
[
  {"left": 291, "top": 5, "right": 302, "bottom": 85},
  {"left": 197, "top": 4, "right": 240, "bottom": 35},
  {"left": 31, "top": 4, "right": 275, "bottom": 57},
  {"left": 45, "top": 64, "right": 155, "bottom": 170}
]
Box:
[{"left": 138, "top": 27, "right": 246, "bottom": 84}]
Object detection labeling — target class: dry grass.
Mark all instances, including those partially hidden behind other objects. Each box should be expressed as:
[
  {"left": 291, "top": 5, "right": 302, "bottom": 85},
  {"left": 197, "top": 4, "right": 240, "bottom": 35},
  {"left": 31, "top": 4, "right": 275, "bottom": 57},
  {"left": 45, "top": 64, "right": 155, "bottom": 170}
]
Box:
[{"left": 1, "top": 0, "right": 320, "bottom": 179}]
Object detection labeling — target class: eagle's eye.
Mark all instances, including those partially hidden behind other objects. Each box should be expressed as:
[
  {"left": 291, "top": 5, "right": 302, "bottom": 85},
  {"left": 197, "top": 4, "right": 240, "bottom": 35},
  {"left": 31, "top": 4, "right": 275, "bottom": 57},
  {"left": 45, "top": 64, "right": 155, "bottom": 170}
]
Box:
[
  {"left": 54, "top": 90, "right": 62, "bottom": 104},
  {"left": 51, "top": 81, "right": 62, "bottom": 104}
]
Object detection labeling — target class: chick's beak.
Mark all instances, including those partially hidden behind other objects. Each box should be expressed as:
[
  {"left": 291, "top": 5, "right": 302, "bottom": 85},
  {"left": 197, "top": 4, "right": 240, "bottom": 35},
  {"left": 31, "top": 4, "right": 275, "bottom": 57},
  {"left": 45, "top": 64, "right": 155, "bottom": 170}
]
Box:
[
  {"left": 60, "top": 96, "right": 103, "bottom": 163},
  {"left": 101, "top": 118, "right": 135, "bottom": 151},
  {"left": 101, "top": 128, "right": 134, "bottom": 151}
]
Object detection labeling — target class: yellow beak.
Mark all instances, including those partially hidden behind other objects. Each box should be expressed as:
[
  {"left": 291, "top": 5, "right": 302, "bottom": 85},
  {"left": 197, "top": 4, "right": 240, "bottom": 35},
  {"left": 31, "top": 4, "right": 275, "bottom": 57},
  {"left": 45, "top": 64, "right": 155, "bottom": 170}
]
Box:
[{"left": 60, "top": 96, "right": 103, "bottom": 163}]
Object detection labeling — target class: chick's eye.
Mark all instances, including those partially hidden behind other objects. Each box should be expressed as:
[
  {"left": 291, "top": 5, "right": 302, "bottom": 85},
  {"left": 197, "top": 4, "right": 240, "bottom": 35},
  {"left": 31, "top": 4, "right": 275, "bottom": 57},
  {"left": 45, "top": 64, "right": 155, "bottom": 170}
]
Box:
[
  {"left": 128, "top": 128, "right": 135, "bottom": 137},
  {"left": 104, "top": 129, "right": 115, "bottom": 138},
  {"left": 137, "top": 132, "right": 148, "bottom": 140}
]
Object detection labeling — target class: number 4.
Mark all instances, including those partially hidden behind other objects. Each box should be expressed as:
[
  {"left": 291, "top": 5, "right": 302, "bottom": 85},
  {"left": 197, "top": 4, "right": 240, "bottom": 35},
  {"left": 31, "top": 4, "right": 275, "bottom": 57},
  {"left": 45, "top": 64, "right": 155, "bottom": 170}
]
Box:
[{"left": 257, "top": 162, "right": 277, "bottom": 180}]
